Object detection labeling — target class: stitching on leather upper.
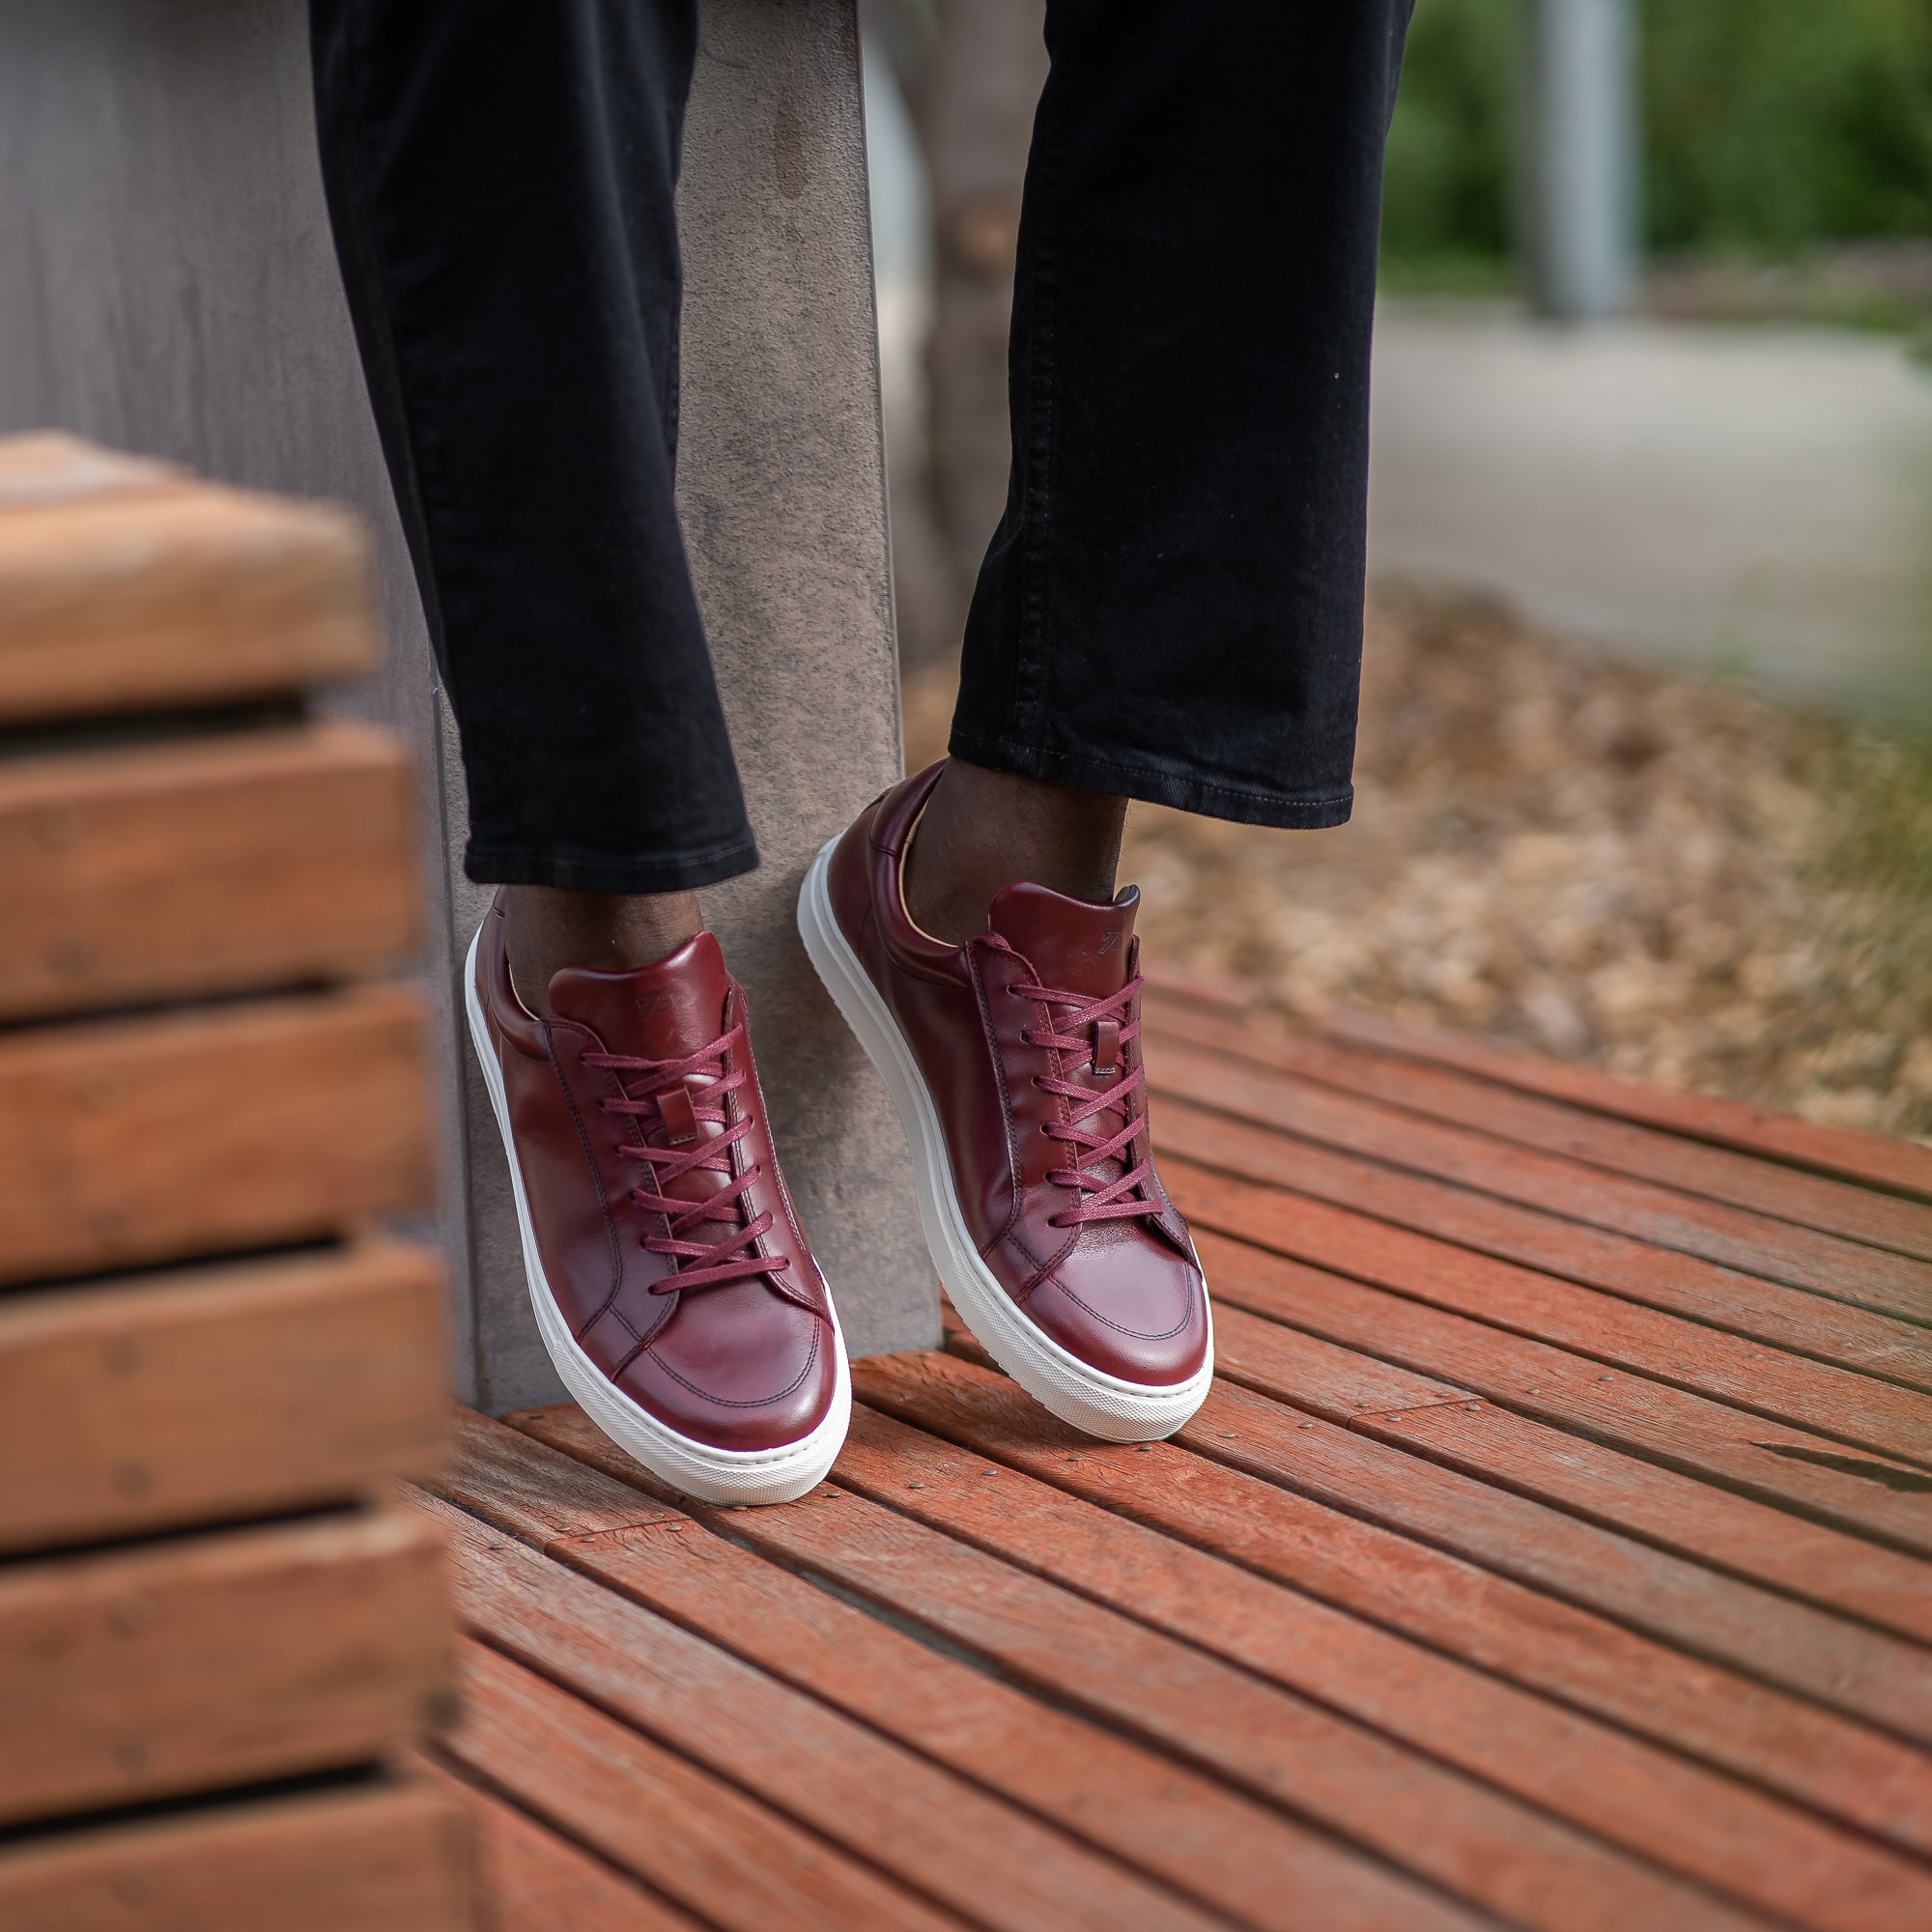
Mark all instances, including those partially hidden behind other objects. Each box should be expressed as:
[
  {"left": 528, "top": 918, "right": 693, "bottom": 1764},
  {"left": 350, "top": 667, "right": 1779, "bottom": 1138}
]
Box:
[
  {"left": 649, "top": 1319, "right": 820, "bottom": 1408},
  {"left": 968, "top": 943, "right": 1026, "bottom": 1251},
  {"left": 1052, "top": 1274, "right": 1194, "bottom": 1343},
  {"left": 739, "top": 995, "right": 829, "bottom": 1319},
  {"left": 545, "top": 1017, "right": 628, "bottom": 1337}
]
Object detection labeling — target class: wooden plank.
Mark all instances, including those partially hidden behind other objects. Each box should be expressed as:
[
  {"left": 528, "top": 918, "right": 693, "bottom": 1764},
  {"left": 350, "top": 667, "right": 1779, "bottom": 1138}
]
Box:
[
  {"left": 943, "top": 1310, "right": 1932, "bottom": 1745},
  {"left": 838, "top": 1378, "right": 1932, "bottom": 1932},
  {"left": 1198, "top": 1231, "right": 1932, "bottom": 1631},
  {"left": 412, "top": 1487, "right": 1227, "bottom": 1932},
  {"left": 1201, "top": 1359, "right": 1932, "bottom": 1747},
  {"left": 443, "top": 1638, "right": 964, "bottom": 1932},
  {"left": 1151, "top": 1105, "right": 1932, "bottom": 1406},
  {"left": 410, "top": 1750, "right": 699, "bottom": 1932},
  {"left": 0, "top": 432, "right": 185, "bottom": 510},
  {"left": 1175, "top": 1283, "right": 1932, "bottom": 1692},
  {"left": 1378, "top": 1392, "right": 1929, "bottom": 1610},
  {"left": 0, "top": 984, "right": 433, "bottom": 1287},
  {"left": 435, "top": 1406, "right": 689, "bottom": 1543},
  {"left": 859, "top": 1349, "right": 1932, "bottom": 1864},
  {"left": 486, "top": 1406, "right": 1473, "bottom": 1932},
  {"left": 1323, "top": 1005, "right": 1932, "bottom": 1205},
  {"left": 0, "top": 1778, "right": 474, "bottom": 1932},
  {"left": 1148, "top": 998, "right": 1932, "bottom": 1260},
  {"left": 1171, "top": 1160, "right": 1932, "bottom": 1543},
  {"left": 0, "top": 722, "right": 417, "bottom": 1022},
  {"left": 0, "top": 482, "right": 373, "bottom": 726},
  {"left": 482, "top": 1449, "right": 1776, "bottom": 1927},
  {"left": 1148, "top": 1038, "right": 1932, "bottom": 1321},
  {"left": 0, "top": 1504, "right": 452, "bottom": 1825},
  {"left": 0, "top": 1241, "right": 446, "bottom": 1552}
]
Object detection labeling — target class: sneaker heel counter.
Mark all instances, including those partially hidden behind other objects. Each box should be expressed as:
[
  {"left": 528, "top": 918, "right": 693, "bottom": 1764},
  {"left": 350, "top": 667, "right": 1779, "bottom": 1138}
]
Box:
[{"left": 826, "top": 802, "right": 876, "bottom": 949}]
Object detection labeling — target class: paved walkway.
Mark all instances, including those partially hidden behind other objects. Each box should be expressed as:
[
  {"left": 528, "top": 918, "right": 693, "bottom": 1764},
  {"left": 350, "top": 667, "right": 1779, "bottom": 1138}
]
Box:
[
  {"left": 417, "top": 971, "right": 1932, "bottom": 1931},
  {"left": 1369, "top": 307, "right": 1932, "bottom": 726}
]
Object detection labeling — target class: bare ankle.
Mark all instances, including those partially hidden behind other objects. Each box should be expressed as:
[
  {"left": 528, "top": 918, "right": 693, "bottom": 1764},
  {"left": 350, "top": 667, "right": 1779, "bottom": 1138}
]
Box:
[
  {"left": 503, "top": 885, "right": 703, "bottom": 1014},
  {"left": 904, "top": 759, "right": 1126, "bottom": 945}
]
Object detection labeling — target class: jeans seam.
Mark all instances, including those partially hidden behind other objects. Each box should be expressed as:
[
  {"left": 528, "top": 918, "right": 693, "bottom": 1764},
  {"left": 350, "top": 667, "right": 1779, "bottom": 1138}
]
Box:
[
  {"left": 1011, "top": 125, "right": 1064, "bottom": 751},
  {"left": 337, "top": 8, "right": 460, "bottom": 707}
]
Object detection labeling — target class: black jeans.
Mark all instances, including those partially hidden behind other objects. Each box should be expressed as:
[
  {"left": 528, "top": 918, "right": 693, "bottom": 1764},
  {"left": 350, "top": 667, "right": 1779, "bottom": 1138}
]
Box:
[{"left": 310, "top": 1, "right": 1410, "bottom": 894}]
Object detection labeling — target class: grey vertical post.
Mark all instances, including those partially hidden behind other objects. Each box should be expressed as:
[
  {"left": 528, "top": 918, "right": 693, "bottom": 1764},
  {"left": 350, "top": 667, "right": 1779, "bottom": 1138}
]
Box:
[
  {"left": 0, "top": 0, "right": 936, "bottom": 1409},
  {"left": 1524, "top": 0, "right": 1641, "bottom": 320}
]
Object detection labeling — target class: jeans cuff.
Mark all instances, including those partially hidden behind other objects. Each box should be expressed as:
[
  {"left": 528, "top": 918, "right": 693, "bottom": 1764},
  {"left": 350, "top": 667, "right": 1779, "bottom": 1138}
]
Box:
[
  {"left": 463, "top": 832, "right": 760, "bottom": 895},
  {"left": 947, "top": 729, "right": 1354, "bottom": 831}
]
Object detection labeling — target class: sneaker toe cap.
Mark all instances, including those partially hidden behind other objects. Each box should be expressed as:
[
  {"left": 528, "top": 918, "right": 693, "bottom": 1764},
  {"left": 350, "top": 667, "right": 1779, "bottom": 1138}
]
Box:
[
  {"left": 1024, "top": 1239, "right": 1208, "bottom": 1388},
  {"left": 609, "top": 1289, "right": 841, "bottom": 1454}
]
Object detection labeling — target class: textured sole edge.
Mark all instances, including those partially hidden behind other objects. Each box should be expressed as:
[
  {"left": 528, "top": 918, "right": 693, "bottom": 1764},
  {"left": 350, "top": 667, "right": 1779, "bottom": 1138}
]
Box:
[
  {"left": 798, "top": 838, "right": 1212, "bottom": 1443},
  {"left": 463, "top": 923, "right": 851, "bottom": 1507}
]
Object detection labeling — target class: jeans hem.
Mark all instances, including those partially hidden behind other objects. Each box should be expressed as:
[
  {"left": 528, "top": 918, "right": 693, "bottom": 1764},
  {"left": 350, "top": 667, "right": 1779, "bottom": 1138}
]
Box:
[
  {"left": 464, "top": 833, "right": 760, "bottom": 895},
  {"left": 947, "top": 730, "right": 1354, "bottom": 831}
]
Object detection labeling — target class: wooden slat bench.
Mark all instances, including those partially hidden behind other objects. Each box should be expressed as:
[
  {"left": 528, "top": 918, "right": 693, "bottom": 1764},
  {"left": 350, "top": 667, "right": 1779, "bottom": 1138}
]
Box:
[
  {"left": 418, "top": 972, "right": 1932, "bottom": 1931},
  {"left": 0, "top": 434, "right": 473, "bottom": 1928}
]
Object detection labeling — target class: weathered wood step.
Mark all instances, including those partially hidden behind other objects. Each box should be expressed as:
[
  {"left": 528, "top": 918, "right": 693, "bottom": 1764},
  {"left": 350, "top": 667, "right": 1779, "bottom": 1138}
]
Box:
[
  {"left": 0, "top": 1503, "right": 452, "bottom": 1825},
  {"left": 0, "top": 984, "right": 433, "bottom": 1288},
  {"left": 0, "top": 1241, "right": 446, "bottom": 1553},
  {"left": 0, "top": 1776, "right": 473, "bottom": 1932},
  {"left": 0, "top": 721, "right": 417, "bottom": 1021},
  {"left": 0, "top": 434, "right": 373, "bottom": 726}
]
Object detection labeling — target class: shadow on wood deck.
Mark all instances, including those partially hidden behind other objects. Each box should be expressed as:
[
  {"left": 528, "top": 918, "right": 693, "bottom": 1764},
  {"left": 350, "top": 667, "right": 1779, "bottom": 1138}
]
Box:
[{"left": 411, "top": 975, "right": 1932, "bottom": 1932}]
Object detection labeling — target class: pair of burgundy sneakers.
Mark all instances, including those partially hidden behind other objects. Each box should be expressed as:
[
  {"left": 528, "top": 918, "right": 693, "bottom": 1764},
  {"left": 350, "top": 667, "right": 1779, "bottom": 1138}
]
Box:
[{"left": 467, "top": 759, "right": 1212, "bottom": 1506}]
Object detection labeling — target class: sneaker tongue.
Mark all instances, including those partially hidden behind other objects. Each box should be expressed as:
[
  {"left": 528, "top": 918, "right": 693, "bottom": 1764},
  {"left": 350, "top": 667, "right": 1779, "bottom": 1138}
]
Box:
[
  {"left": 546, "top": 931, "right": 732, "bottom": 1057},
  {"left": 986, "top": 882, "right": 1139, "bottom": 1000}
]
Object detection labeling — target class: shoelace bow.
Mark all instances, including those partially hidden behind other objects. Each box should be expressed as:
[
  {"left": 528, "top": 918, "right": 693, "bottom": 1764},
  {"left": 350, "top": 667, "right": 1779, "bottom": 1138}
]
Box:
[
  {"left": 1008, "top": 964, "right": 1157, "bottom": 1231},
  {"left": 584, "top": 1022, "right": 788, "bottom": 1293}
]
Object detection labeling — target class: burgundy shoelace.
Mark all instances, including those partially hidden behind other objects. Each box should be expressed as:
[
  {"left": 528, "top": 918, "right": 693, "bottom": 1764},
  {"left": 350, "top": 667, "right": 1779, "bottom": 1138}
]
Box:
[
  {"left": 1008, "top": 964, "right": 1157, "bottom": 1230},
  {"left": 584, "top": 1022, "right": 788, "bottom": 1294}
]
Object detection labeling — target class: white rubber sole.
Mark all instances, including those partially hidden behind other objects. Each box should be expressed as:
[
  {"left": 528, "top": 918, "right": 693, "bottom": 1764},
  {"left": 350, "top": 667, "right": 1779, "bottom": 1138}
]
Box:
[
  {"left": 464, "top": 924, "right": 850, "bottom": 1507},
  {"left": 798, "top": 838, "right": 1213, "bottom": 1443}
]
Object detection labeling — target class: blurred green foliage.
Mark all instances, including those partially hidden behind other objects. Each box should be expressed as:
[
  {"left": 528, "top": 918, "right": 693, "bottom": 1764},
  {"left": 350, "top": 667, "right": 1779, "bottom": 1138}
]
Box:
[
  {"left": 1382, "top": 0, "right": 1519, "bottom": 265},
  {"left": 1380, "top": 0, "right": 1932, "bottom": 265}
]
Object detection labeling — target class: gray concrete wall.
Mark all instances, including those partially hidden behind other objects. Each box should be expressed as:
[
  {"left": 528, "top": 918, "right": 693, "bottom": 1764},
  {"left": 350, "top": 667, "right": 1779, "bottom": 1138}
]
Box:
[{"left": 0, "top": 0, "right": 936, "bottom": 1406}]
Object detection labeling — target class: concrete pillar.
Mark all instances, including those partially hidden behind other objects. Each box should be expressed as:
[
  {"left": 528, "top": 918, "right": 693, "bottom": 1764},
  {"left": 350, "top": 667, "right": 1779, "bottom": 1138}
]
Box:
[
  {"left": 0, "top": 0, "right": 936, "bottom": 1407},
  {"left": 1524, "top": 0, "right": 1641, "bottom": 320}
]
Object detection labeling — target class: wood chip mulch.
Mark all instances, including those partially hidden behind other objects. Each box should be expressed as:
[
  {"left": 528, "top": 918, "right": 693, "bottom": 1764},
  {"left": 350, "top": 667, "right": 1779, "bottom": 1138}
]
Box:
[{"left": 902, "top": 586, "right": 1932, "bottom": 1143}]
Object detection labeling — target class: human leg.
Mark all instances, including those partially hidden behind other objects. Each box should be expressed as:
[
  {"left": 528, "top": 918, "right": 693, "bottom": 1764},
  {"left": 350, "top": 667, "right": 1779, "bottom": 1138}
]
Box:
[
  {"left": 944, "top": 0, "right": 1417, "bottom": 832},
  {"left": 906, "top": 0, "right": 1414, "bottom": 933},
  {"left": 820, "top": 0, "right": 1413, "bottom": 1438},
  {"left": 311, "top": 0, "right": 746, "bottom": 1000},
  {"left": 311, "top": 0, "right": 844, "bottom": 1501}
]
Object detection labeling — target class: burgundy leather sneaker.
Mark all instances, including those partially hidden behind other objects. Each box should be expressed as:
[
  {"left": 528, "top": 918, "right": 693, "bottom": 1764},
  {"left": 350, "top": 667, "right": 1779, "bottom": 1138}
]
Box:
[
  {"left": 799, "top": 759, "right": 1211, "bottom": 1441},
  {"left": 465, "top": 897, "right": 847, "bottom": 1504}
]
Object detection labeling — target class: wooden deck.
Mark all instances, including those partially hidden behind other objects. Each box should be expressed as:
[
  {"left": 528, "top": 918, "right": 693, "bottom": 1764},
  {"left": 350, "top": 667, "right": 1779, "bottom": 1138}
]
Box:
[{"left": 413, "top": 977, "right": 1932, "bottom": 1932}]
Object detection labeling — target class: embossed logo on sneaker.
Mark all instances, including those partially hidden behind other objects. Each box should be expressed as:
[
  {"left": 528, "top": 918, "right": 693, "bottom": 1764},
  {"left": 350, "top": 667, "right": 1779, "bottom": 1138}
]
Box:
[
  {"left": 1098, "top": 926, "right": 1123, "bottom": 953},
  {"left": 634, "top": 989, "right": 675, "bottom": 1017}
]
